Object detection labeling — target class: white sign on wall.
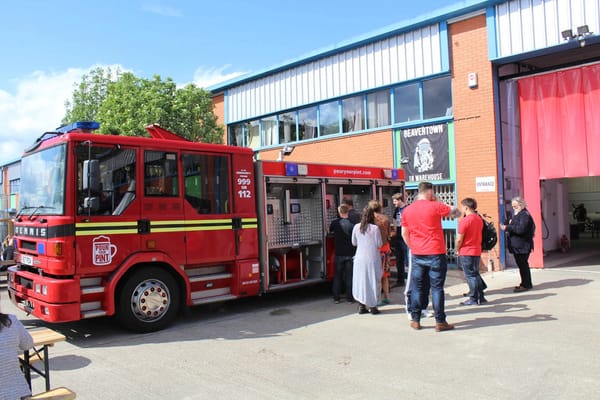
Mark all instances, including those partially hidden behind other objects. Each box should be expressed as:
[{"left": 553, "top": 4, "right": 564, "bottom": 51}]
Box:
[{"left": 476, "top": 176, "right": 496, "bottom": 192}]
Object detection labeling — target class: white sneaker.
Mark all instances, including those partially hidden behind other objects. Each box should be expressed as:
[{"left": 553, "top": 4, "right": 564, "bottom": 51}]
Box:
[{"left": 406, "top": 310, "right": 433, "bottom": 319}]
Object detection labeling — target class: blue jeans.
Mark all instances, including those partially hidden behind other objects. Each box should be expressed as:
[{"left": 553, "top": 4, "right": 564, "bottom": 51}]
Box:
[
  {"left": 460, "top": 255, "right": 483, "bottom": 302},
  {"left": 410, "top": 254, "right": 448, "bottom": 323}
]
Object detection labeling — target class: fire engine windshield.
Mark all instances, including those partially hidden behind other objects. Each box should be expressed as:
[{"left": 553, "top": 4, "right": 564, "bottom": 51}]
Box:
[{"left": 18, "top": 144, "right": 67, "bottom": 216}]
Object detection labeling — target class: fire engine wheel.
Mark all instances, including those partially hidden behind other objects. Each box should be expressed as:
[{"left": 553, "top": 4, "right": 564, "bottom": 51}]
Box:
[{"left": 117, "top": 267, "right": 180, "bottom": 332}]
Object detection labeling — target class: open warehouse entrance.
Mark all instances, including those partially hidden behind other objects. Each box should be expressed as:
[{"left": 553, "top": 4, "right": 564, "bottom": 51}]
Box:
[{"left": 500, "top": 62, "right": 600, "bottom": 268}]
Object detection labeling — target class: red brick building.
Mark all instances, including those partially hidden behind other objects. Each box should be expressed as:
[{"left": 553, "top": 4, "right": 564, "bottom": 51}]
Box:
[{"left": 209, "top": 0, "right": 600, "bottom": 269}]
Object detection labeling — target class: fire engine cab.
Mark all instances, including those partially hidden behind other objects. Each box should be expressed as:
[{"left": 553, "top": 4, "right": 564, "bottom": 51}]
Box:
[{"left": 8, "top": 122, "right": 404, "bottom": 332}]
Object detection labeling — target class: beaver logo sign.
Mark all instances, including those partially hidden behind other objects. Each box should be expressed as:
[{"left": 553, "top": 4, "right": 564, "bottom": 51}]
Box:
[
  {"left": 400, "top": 123, "right": 450, "bottom": 182},
  {"left": 92, "top": 235, "right": 118, "bottom": 266}
]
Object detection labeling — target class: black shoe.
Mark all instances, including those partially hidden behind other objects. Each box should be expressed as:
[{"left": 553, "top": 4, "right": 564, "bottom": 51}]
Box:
[
  {"left": 478, "top": 297, "right": 488, "bottom": 304},
  {"left": 460, "top": 299, "right": 478, "bottom": 306},
  {"left": 358, "top": 304, "right": 368, "bottom": 314},
  {"left": 513, "top": 286, "right": 531, "bottom": 293},
  {"left": 369, "top": 307, "right": 381, "bottom": 315}
]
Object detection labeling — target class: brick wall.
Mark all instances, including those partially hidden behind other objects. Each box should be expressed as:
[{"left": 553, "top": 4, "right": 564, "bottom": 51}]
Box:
[
  {"left": 259, "top": 130, "right": 394, "bottom": 167},
  {"left": 450, "top": 15, "right": 501, "bottom": 269},
  {"left": 212, "top": 93, "right": 226, "bottom": 143}
]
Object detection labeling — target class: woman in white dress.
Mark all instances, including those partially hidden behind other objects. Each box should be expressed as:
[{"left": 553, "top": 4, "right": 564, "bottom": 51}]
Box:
[{"left": 352, "top": 207, "right": 383, "bottom": 314}]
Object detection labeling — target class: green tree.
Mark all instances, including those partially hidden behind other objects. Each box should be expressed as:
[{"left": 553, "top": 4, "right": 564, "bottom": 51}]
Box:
[
  {"left": 63, "top": 70, "right": 223, "bottom": 143},
  {"left": 63, "top": 67, "right": 115, "bottom": 124}
]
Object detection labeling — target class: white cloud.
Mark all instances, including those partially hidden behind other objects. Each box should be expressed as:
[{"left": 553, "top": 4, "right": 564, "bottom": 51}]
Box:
[
  {"left": 0, "top": 63, "right": 245, "bottom": 164},
  {"left": 192, "top": 65, "right": 248, "bottom": 89},
  {"left": 142, "top": 3, "right": 183, "bottom": 17},
  {"left": 0, "top": 65, "right": 124, "bottom": 164}
]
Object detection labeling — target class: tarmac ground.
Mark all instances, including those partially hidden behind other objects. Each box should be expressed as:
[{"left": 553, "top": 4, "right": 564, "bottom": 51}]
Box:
[{"left": 1, "top": 254, "right": 600, "bottom": 400}]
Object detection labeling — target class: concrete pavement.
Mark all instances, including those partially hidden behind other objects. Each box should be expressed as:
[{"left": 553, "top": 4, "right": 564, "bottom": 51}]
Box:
[{"left": 2, "top": 261, "right": 600, "bottom": 399}]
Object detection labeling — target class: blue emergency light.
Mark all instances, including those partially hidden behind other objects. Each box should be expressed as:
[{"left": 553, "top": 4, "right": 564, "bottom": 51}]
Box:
[
  {"left": 285, "top": 163, "right": 299, "bottom": 176},
  {"left": 56, "top": 121, "right": 100, "bottom": 133}
]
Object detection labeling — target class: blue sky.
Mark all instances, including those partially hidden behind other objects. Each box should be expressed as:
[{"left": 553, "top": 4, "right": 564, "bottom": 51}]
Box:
[{"left": 0, "top": 0, "right": 464, "bottom": 163}]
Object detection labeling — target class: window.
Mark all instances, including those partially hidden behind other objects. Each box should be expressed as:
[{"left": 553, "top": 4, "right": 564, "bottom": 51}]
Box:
[
  {"left": 298, "top": 107, "right": 317, "bottom": 141},
  {"left": 9, "top": 179, "right": 19, "bottom": 195},
  {"left": 394, "top": 83, "right": 420, "bottom": 123},
  {"left": 423, "top": 76, "right": 452, "bottom": 119},
  {"left": 278, "top": 112, "right": 297, "bottom": 144},
  {"left": 229, "top": 124, "right": 244, "bottom": 147},
  {"left": 367, "top": 90, "right": 390, "bottom": 129},
  {"left": 342, "top": 95, "right": 365, "bottom": 132},
  {"left": 319, "top": 101, "right": 340, "bottom": 136},
  {"left": 144, "top": 151, "right": 179, "bottom": 197},
  {"left": 246, "top": 120, "right": 260, "bottom": 149},
  {"left": 261, "top": 116, "right": 278, "bottom": 146},
  {"left": 76, "top": 145, "right": 136, "bottom": 216},
  {"left": 182, "top": 153, "right": 230, "bottom": 214}
]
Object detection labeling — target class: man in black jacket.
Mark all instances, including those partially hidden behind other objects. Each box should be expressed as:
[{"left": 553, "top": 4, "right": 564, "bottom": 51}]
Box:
[
  {"left": 329, "top": 204, "right": 357, "bottom": 303},
  {"left": 500, "top": 196, "right": 535, "bottom": 292}
]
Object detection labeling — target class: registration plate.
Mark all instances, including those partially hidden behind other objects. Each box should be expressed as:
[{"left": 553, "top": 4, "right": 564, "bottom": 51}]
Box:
[{"left": 21, "top": 254, "right": 34, "bottom": 266}]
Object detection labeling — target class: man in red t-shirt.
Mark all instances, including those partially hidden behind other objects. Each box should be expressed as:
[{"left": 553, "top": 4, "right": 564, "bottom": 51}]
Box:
[
  {"left": 401, "top": 182, "right": 459, "bottom": 332},
  {"left": 456, "top": 197, "right": 486, "bottom": 306}
]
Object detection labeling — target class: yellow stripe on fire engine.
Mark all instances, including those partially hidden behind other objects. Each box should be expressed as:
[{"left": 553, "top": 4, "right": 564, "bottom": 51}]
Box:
[
  {"left": 242, "top": 218, "right": 258, "bottom": 229},
  {"left": 183, "top": 219, "right": 233, "bottom": 232},
  {"left": 75, "top": 221, "right": 138, "bottom": 236}
]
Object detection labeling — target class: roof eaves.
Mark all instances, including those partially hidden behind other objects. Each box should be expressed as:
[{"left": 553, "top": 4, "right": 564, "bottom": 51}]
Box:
[{"left": 208, "top": 0, "right": 505, "bottom": 93}]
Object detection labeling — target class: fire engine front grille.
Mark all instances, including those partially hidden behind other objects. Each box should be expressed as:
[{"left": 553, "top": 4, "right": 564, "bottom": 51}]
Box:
[{"left": 20, "top": 240, "right": 37, "bottom": 252}]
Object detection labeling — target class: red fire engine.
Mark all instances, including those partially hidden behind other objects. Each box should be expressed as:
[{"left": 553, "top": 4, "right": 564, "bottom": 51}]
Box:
[{"left": 8, "top": 122, "right": 404, "bottom": 332}]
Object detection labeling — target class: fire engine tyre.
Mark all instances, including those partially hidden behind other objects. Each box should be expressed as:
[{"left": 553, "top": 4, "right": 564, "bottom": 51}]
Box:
[{"left": 116, "top": 267, "right": 180, "bottom": 332}]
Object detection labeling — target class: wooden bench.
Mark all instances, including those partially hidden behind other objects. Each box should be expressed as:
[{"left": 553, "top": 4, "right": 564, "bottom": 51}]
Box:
[
  {"left": 20, "top": 352, "right": 44, "bottom": 364},
  {"left": 26, "top": 387, "right": 76, "bottom": 400}
]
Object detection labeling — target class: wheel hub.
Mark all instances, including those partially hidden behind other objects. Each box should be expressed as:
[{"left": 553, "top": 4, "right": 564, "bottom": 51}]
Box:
[{"left": 130, "top": 278, "right": 171, "bottom": 322}]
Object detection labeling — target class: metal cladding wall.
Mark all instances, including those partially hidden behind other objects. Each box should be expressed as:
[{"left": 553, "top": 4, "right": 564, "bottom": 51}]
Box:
[
  {"left": 226, "top": 24, "right": 444, "bottom": 123},
  {"left": 495, "top": 0, "right": 600, "bottom": 58}
]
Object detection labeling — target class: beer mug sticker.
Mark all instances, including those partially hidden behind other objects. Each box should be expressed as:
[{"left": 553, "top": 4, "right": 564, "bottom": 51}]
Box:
[{"left": 92, "top": 235, "right": 118, "bottom": 266}]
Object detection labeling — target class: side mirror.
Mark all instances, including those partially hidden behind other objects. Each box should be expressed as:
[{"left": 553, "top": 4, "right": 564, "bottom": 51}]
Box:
[
  {"left": 84, "top": 196, "right": 100, "bottom": 212},
  {"left": 83, "top": 160, "right": 101, "bottom": 193}
]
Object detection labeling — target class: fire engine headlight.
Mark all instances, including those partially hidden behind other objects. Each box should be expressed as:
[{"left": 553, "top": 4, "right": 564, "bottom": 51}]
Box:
[{"left": 34, "top": 284, "right": 48, "bottom": 295}]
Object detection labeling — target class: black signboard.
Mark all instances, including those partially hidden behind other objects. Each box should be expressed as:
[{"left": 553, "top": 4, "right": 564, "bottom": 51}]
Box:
[{"left": 400, "top": 123, "right": 449, "bottom": 182}]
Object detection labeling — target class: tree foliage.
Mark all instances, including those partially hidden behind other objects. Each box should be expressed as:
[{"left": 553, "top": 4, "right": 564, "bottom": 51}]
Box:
[{"left": 63, "top": 68, "right": 223, "bottom": 143}]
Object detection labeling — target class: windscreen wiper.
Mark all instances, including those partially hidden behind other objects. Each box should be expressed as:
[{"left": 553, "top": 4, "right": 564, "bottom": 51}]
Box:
[{"left": 15, "top": 205, "right": 55, "bottom": 221}]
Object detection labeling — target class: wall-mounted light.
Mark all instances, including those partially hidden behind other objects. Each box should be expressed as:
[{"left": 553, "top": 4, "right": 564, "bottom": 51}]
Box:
[
  {"left": 562, "top": 29, "right": 574, "bottom": 40},
  {"left": 577, "top": 25, "right": 590, "bottom": 36},
  {"left": 577, "top": 25, "right": 592, "bottom": 47},
  {"left": 276, "top": 144, "right": 295, "bottom": 161}
]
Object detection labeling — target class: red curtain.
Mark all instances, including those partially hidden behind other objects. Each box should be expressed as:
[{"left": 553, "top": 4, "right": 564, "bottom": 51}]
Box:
[{"left": 518, "top": 63, "right": 600, "bottom": 267}]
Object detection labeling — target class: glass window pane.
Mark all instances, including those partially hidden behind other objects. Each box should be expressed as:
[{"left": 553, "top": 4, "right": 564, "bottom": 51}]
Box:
[
  {"left": 319, "top": 101, "right": 340, "bottom": 136},
  {"left": 367, "top": 90, "right": 390, "bottom": 129},
  {"left": 298, "top": 107, "right": 317, "bottom": 141},
  {"left": 423, "top": 76, "right": 452, "bottom": 119},
  {"left": 182, "top": 153, "right": 230, "bottom": 214},
  {"left": 246, "top": 120, "right": 260, "bottom": 150},
  {"left": 278, "top": 112, "right": 297, "bottom": 144},
  {"left": 393, "top": 83, "right": 420, "bottom": 123},
  {"left": 261, "top": 116, "right": 278, "bottom": 146},
  {"left": 342, "top": 96, "right": 365, "bottom": 132},
  {"left": 76, "top": 145, "right": 136, "bottom": 216},
  {"left": 229, "top": 124, "right": 243, "bottom": 147},
  {"left": 144, "top": 151, "right": 178, "bottom": 197}
]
